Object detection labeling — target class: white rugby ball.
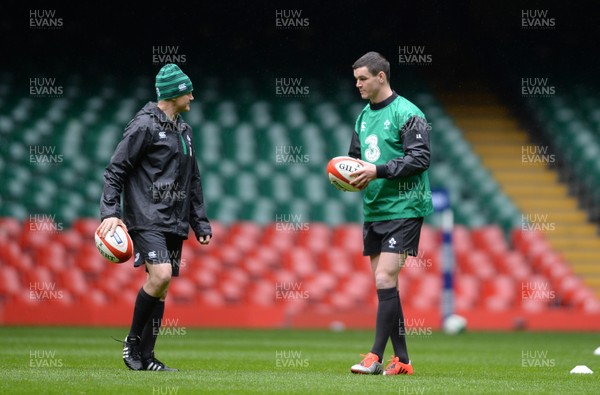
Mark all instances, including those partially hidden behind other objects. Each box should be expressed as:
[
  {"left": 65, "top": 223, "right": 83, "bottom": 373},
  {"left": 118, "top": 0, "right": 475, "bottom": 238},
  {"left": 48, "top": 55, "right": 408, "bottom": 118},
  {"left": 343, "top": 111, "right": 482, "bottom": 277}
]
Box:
[
  {"left": 442, "top": 314, "right": 467, "bottom": 335},
  {"left": 327, "top": 156, "right": 364, "bottom": 192},
  {"left": 95, "top": 225, "right": 133, "bottom": 263}
]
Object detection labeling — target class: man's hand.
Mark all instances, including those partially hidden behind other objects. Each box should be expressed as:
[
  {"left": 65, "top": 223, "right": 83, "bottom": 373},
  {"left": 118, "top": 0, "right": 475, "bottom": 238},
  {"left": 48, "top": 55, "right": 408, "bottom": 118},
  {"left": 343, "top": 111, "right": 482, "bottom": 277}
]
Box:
[
  {"left": 198, "top": 235, "right": 211, "bottom": 245},
  {"left": 97, "top": 217, "right": 128, "bottom": 238},
  {"left": 350, "top": 160, "right": 377, "bottom": 190}
]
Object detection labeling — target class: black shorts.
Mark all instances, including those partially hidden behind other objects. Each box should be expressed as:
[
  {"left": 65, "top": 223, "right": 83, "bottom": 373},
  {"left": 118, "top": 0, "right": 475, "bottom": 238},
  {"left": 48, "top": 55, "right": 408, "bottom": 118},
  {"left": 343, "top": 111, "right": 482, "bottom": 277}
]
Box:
[
  {"left": 130, "top": 230, "right": 184, "bottom": 277},
  {"left": 362, "top": 218, "right": 424, "bottom": 257}
]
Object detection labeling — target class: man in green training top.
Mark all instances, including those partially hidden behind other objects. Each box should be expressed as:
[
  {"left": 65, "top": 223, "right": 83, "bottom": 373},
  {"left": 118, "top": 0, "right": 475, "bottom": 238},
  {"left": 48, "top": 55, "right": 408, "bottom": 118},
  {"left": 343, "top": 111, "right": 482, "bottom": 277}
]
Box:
[{"left": 345, "top": 51, "right": 433, "bottom": 376}]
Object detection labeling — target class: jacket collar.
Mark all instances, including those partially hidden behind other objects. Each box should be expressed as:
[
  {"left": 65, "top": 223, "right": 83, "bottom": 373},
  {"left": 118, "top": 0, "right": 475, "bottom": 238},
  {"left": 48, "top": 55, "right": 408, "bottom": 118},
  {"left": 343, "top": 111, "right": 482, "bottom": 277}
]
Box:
[{"left": 369, "top": 91, "right": 398, "bottom": 111}]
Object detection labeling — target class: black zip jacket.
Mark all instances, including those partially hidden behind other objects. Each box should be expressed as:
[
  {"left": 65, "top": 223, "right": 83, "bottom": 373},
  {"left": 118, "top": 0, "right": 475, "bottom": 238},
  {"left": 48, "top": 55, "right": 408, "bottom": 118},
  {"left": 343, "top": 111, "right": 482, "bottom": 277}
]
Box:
[{"left": 100, "top": 102, "right": 212, "bottom": 239}]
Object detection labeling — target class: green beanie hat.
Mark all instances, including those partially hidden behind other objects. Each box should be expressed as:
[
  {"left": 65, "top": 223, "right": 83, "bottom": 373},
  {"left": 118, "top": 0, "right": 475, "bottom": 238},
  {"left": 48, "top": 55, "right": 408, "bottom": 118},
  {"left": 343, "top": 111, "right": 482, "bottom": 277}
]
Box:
[{"left": 155, "top": 64, "right": 193, "bottom": 100}]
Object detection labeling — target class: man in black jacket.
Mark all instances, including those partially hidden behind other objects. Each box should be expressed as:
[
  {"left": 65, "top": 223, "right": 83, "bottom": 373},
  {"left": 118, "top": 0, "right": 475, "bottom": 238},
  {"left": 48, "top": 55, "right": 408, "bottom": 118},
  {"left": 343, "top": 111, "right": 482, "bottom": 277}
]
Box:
[{"left": 97, "top": 63, "right": 212, "bottom": 371}]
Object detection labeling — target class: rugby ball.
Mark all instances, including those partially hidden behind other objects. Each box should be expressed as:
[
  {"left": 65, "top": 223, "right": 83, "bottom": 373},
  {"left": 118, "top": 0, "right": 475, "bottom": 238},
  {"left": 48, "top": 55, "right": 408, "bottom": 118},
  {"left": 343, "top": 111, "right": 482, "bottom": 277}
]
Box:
[
  {"left": 95, "top": 225, "right": 133, "bottom": 263},
  {"left": 442, "top": 314, "right": 467, "bottom": 335},
  {"left": 327, "top": 156, "right": 364, "bottom": 192}
]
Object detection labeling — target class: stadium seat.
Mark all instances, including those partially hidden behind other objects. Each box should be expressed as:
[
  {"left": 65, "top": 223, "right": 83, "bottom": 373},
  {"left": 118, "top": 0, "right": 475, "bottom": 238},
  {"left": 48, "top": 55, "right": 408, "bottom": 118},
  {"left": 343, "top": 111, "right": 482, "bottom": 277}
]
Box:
[
  {"left": 58, "top": 269, "right": 89, "bottom": 297},
  {"left": 169, "top": 278, "right": 197, "bottom": 304},
  {"left": 318, "top": 247, "right": 352, "bottom": 278},
  {"left": 247, "top": 280, "right": 276, "bottom": 306},
  {"left": 35, "top": 245, "right": 67, "bottom": 274},
  {"left": 282, "top": 247, "right": 318, "bottom": 279},
  {"left": 52, "top": 229, "right": 84, "bottom": 253},
  {"left": 0, "top": 266, "right": 23, "bottom": 299},
  {"left": 79, "top": 289, "right": 109, "bottom": 306},
  {"left": 72, "top": 218, "right": 101, "bottom": 239},
  {"left": 0, "top": 217, "right": 21, "bottom": 239}
]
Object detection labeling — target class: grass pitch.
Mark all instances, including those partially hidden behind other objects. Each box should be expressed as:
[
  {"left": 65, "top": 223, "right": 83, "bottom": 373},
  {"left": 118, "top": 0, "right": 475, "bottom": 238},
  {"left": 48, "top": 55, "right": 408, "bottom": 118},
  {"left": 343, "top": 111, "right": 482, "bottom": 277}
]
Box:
[{"left": 0, "top": 326, "right": 598, "bottom": 394}]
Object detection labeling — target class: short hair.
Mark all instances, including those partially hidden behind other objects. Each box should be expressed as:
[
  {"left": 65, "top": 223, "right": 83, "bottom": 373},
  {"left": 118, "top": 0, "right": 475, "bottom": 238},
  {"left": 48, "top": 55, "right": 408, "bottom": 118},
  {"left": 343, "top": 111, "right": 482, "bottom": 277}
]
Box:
[{"left": 352, "top": 52, "right": 390, "bottom": 83}]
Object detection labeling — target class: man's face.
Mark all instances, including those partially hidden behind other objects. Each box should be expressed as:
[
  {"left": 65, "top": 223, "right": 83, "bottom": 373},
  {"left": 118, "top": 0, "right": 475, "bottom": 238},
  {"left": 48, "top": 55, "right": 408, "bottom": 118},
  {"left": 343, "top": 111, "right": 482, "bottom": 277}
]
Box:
[
  {"left": 173, "top": 92, "right": 194, "bottom": 112},
  {"left": 353, "top": 66, "right": 382, "bottom": 101}
]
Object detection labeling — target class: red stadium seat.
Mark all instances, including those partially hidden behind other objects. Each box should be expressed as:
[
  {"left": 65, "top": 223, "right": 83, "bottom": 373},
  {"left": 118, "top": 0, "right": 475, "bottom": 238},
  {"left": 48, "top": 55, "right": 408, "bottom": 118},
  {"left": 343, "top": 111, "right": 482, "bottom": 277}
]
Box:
[
  {"left": 72, "top": 218, "right": 101, "bottom": 239},
  {"left": 455, "top": 273, "right": 480, "bottom": 309},
  {"left": 198, "top": 288, "right": 225, "bottom": 307},
  {"left": 190, "top": 268, "right": 217, "bottom": 290},
  {"left": 304, "top": 272, "right": 339, "bottom": 301},
  {"left": 52, "top": 229, "right": 84, "bottom": 253},
  {"left": 339, "top": 273, "right": 372, "bottom": 304},
  {"left": 0, "top": 239, "right": 33, "bottom": 271},
  {"left": 241, "top": 248, "right": 278, "bottom": 278},
  {"left": 215, "top": 247, "right": 244, "bottom": 269},
  {"left": 496, "top": 251, "right": 531, "bottom": 281},
  {"left": 472, "top": 225, "right": 508, "bottom": 253},
  {"left": 459, "top": 250, "right": 496, "bottom": 279},
  {"left": 482, "top": 275, "right": 516, "bottom": 309},
  {"left": 228, "top": 221, "right": 263, "bottom": 241},
  {"left": 352, "top": 251, "right": 371, "bottom": 273},
  {"left": 57, "top": 268, "right": 88, "bottom": 297},
  {"left": 109, "top": 288, "right": 137, "bottom": 308},
  {"left": 0, "top": 217, "right": 22, "bottom": 240},
  {"left": 23, "top": 266, "right": 55, "bottom": 288},
  {"left": 331, "top": 223, "right": 363, "bottom": 253},
  {"left": 318, "top": 247, "right": 352, "bottom": 278},
  {"left": 328, "top": 292, "right": 357, "bottom": 310},
  {"left": 220, "top": 281, "right": 245, "bottom": 304},
  {"left": 282, "top": 247, "right": 317, "bottom": 279},
  {"left": 169, "top": 278, "right": 197, "bottom": 304},
  {"left": 295, "top": 222, "right": 331, "bottom": 254},
  {"left": 19, "top": 227, "right": 52, "bottom": 253},
  {"left": 79, "top": 289, "right": 109, "bottom": 306},
  {"left": 452, "top": 225, "right": 474, "bottom": 256},
  {"left": 36, "top": 243, "right": 69, "bottom": 273},
  {"left": 263, "top": 227, "right": 297, "bottom": 253},
  {"left": 190, "top": 255, "right": 222, "bottom": 273},
  {"left": 74, "top": 244, "right": 107, "bottom": 276},
  {"left": 248, "top": 280, "right": 276, "bottom": 306},
  {"left": 0, "top": 266, "right": 23, "bottom": 297}
]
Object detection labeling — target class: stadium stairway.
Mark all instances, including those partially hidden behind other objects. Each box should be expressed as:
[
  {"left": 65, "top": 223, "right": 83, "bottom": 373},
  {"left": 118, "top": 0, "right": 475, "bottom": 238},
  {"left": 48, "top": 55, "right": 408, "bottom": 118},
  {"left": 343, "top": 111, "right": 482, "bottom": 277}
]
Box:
[{"left": 437, "top": 90, "right": 600, "bottom": 298}]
